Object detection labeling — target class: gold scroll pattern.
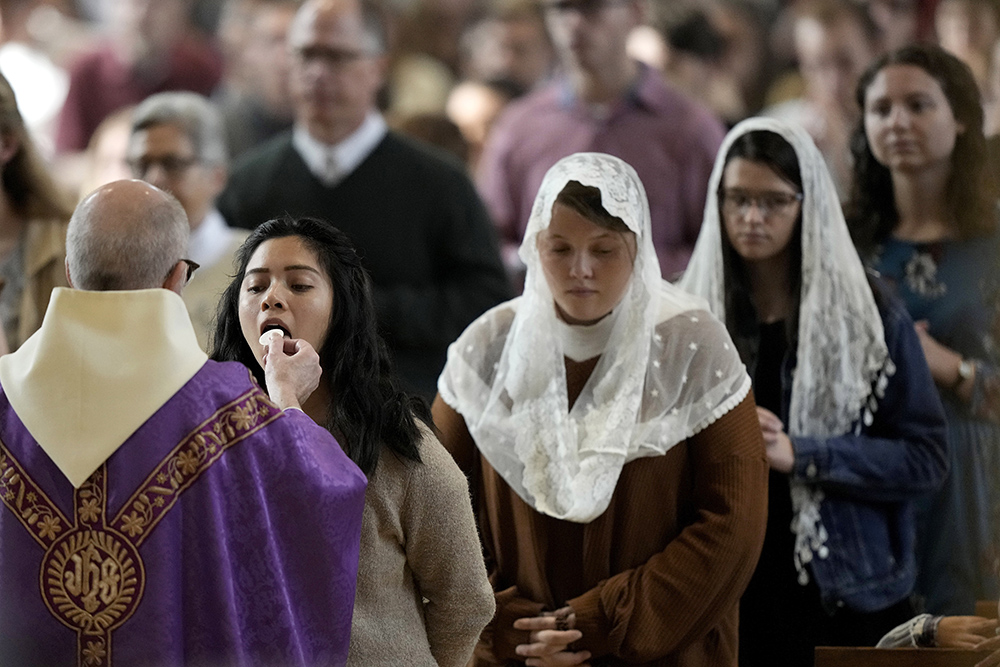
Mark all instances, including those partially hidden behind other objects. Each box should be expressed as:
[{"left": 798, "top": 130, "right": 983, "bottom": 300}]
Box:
[
  {"left": 0, "top": 385, "right": 282, "bottom": 667},
  {"left": 41, "top": 468, "right": 143, "bottom": 667}
]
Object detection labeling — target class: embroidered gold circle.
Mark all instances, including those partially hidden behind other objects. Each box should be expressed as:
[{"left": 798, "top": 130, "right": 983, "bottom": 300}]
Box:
[{"left": 41, "top": 529, "right": 144, "bottom": 634}]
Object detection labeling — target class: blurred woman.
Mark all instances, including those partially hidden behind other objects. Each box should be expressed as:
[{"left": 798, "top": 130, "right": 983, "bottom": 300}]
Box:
[
  {"left": 680, "top": 117, "right": 948, "bottom": 666},
  {"left": 848, "top": 43, "right": 1000, "bottom": 615},
  {"left": 0, "top": 71, "right": 72, "bottom": 352},
  {"left": 211, "top": 217, "right": 495, "bottom": 666},
  {"left": 433, "top": 152, "right": 768, "bottom": 666}
]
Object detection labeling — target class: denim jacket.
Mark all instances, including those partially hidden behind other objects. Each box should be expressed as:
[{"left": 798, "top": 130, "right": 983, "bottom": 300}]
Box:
[{"left": 743, "top": 281, "right": 949, "bottom": 613}]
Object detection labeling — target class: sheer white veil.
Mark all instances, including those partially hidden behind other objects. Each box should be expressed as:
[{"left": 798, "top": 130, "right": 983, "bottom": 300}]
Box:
[
  {"left": 439, "top": 152, "right": 750, "bottom": 523},
  {"left": 679, "top": 117, "right": 891, "bottom": 579}
]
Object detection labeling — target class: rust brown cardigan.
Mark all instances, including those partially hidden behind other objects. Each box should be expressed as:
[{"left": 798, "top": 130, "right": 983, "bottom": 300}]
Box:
[{"left": 432, "top": 355, "right": 769, "bottom": 667}]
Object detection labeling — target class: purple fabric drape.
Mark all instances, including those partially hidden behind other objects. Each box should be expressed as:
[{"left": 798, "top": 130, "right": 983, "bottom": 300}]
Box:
[{"left": 0, "top": 360, "right": 366, "bottom": 667}]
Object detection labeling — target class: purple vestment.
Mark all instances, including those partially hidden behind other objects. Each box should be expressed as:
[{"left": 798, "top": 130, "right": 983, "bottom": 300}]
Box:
[{"left": 0, "top": 360, "right": 366, "bottom": 667}]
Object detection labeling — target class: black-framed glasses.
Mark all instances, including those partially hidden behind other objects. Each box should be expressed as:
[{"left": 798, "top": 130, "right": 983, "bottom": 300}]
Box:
[
  {"left": 540, "top": 0, "right": 632, "bottom": 17},
  {"left": 180, "top": 259, "right": 200, "bottom": 282},
  {"left": 719, "top": 189, "right": 803, "bottom": 219},
  {"left": 127, "top": 155, "right": 198, "bottom": 179}
]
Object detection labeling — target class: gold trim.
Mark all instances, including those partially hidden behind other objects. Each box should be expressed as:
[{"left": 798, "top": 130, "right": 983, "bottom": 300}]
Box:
[
  {"left": 110, "top": 388, "right": 281, "bottom": 546},
  {"left": 0, "top": 441, "right": 71, "bottom": 549},
  {"left": 0, "top": 380, "right": 286, "bottom": 666},
  {"left": 34, "top": 469, "right": 145, "bottom": 667}
]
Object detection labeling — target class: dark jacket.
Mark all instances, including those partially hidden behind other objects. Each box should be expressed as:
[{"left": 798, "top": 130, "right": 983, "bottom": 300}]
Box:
[{"left": 742, "top": 279, "right": 948, "bottom": 612}]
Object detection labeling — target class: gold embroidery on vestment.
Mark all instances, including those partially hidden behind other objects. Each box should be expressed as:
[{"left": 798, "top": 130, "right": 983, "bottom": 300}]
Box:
[
  {"left": 40, "top": 469, "right": 143, "bottom": 666},
  {"left": 0, "top": 444, "right": 70, "bottom": 548},
  {"left": 111, "top": 391, "right": 280, "bottom": 546},
  {"left": 0, "top": 384, "right": 283, "bottom": 666}
]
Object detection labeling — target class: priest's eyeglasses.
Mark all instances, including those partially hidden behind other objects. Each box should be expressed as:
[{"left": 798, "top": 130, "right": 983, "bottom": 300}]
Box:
[
  {"left": 719, "top": 189, "right": 803, "bottom": 219},
  {"left": 165, "top": 259, "right": 199, "bottom": 287},
  {"left": 180, "top": 259, "right": 200, "bottom": 283}
]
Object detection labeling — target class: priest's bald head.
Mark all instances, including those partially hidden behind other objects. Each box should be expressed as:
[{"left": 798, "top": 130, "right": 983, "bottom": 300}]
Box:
[{"left": 66, "top": 180, "right": 192, "bottom": 293}]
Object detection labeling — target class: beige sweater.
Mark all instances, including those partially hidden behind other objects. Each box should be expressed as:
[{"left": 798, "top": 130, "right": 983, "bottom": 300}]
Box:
[
  {"left": 15, "top": 216, "right": 68, "bottom": 350},
  {"left": 348, "top": 425, "right": 496, "bottom": 666}
]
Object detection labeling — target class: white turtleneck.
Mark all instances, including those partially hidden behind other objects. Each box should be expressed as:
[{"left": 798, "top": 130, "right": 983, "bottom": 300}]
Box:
[{"left": 555, "top": 310, "right": 617, "bottom": 362}]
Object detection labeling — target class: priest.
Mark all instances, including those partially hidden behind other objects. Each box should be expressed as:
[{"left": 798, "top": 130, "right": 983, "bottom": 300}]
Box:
[{"left": 0, "top": 180, "right": 367, "bottom": 666}]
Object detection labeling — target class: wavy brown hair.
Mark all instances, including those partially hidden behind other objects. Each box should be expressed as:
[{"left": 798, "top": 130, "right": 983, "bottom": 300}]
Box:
[{"left": 847, "top": 44, "right": 997, "bottom": 255}]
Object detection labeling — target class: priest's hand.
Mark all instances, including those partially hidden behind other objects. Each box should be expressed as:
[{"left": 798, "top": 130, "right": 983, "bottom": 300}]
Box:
[
  {"left": 262, "top": 336, "right": 321, "bottom": 411},
  {"left": 514, "top": 607, "right": 590, "bottom": 666},
  {"left": 756, "top": 407, "right": 794, "bottom": 473}
]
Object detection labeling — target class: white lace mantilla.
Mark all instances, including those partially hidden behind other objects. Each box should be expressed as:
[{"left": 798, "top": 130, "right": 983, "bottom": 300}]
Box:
[
  {"left": 679, "top": 118, "right": 892, "bottom": 581},
  {"left": 439, "top": 153, "right": 750, "bottom": 523}
]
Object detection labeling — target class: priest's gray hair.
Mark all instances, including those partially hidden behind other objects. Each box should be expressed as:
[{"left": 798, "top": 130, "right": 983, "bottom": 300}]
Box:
[
  {"left": 131, "top": 91, "right": 229, "bottom": 167},
  {"left": 67, "top": 180, "right": 189, "bottom": 291}
]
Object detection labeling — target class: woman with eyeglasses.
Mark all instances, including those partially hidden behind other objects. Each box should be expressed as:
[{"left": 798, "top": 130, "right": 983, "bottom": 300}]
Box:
[
  {"left": 0, "top": 72, "right": 73, "bottom": 353},
  {"left": 847, "top": 44, "right": 1000, "bottom": 617},
  {"left": 679, "top": 117, "right": 948, "bottom": 666}
]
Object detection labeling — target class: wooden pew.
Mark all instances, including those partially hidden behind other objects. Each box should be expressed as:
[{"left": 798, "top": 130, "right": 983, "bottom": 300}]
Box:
[
  {"left": 976, "top": 601, "right": 999, "bottom": 619},
  {"left": 815, "top": 647, "right": 992, "bottom": 666}
]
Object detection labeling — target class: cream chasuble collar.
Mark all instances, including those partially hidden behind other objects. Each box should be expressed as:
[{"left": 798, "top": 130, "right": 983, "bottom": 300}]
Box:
[{"left": 0, "top": 287, "right": 207, "bottom": 487}]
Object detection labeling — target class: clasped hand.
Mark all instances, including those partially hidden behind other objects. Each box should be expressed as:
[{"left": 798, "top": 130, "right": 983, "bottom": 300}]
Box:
[
  {"left": 514, "top": 606, "right": 590, "bottom": 666},
  {"left": 756, "top": 407, "right": 794, "bottom": 473}
]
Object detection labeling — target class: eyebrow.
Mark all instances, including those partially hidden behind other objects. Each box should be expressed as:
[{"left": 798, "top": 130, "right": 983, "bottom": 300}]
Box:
[
  {"left": 546, "top": 231, "right": 617, "bottom": 240},
  {"left": 245, "top": 265, "right": 322, "bottom": 275},
  {"left": 869, "top": 91, "right": 933, "bottom": 103}
]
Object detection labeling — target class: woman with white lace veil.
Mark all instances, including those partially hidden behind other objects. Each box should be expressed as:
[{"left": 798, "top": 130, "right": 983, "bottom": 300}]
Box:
[
  {"left": 433, "top": 152, "right": 768, "bottom": 666},
  {"left": 678, "top": 117, "right": 949, "bottom": 666}
]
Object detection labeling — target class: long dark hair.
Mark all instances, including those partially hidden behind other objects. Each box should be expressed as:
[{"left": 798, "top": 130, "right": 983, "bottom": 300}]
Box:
[
  {"left": 718, "top": 130, "right": 804, "bottom": 363},
  {"left": 847, "top": 43, "right": 997, "bottom": 255},
  {"left": 210, "top": 216, "right": 426, "bottom": 476}
]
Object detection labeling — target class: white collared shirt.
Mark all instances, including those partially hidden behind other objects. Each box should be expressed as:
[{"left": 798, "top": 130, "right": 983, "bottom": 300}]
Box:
[
  {"left": 189, "top": 208, "right": 236, "bottom": 269},
  {"left": 292, "top": 112, "right": 388, "bottom": 187}
]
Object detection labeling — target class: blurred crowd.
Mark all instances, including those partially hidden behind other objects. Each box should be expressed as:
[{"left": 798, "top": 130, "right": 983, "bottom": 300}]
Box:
[
  {"left": 2, "top": 0, "right": 997, "bottom": 195},
  {"left": 4, "top": 0, "right": 1000, "bottom": 664}
]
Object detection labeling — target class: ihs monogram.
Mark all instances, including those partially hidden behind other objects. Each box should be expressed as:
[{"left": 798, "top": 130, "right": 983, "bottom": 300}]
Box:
[{"left": 0, "top": 386, "right": 280, "bottom": 666}]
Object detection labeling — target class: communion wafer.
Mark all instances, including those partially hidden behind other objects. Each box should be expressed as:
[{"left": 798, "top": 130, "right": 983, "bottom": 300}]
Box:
[{"left": 259, "top": 329, "right": 285, "bottom": 347}]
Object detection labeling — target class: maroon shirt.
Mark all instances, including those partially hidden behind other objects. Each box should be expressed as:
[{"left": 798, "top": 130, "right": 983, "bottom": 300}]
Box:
[
  {"left": 56, "top": 37, "right": 222, "bottom": 153},
  {"left": 477, "top": 64, "right": 725, "bottom": 280}
]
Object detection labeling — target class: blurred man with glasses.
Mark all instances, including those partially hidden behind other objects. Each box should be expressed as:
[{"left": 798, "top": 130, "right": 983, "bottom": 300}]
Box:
[
  {"left": 127, "top": 91, "right": 249, "bottom": 349},
  {"left": 477, "top": 0, "right": 727, "bottom": 284},
  {"left": 218, "top": 0, "right": 510, "bottom": 400}
]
